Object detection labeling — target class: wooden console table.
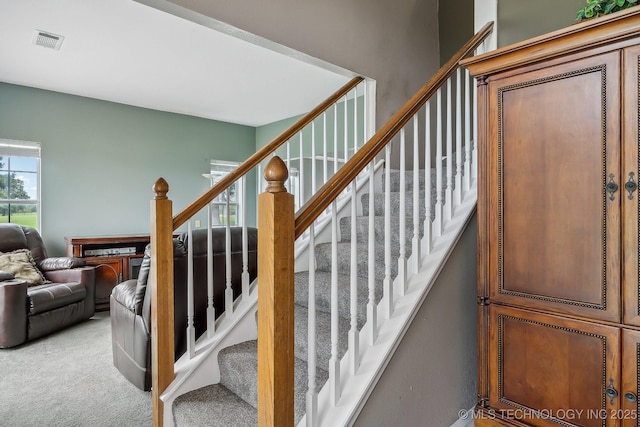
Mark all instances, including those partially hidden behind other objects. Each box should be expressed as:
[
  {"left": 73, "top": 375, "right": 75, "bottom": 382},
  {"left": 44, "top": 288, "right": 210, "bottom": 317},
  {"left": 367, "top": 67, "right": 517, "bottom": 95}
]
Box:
[{"left": 65, "top": 235, "right": 151, "bottom": 311}]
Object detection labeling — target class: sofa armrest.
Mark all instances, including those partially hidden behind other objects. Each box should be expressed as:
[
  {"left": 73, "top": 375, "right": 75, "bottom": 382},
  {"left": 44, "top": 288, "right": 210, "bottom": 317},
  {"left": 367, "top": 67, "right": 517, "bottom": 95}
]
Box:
[
  {"left": 0, "top": 280, "right": 27, "bottom": 348},
  {"left": 44, "top": 266, "right": 95, "bottom": 319},
  {"left": 38, "top": 257, "right": 85, "bottom": 272},
  {"left": 111, "top": 280, "right": 138, "bottom": 313},
  {"left": 0, "top": 270, "right": 15, "bottom": 281}
]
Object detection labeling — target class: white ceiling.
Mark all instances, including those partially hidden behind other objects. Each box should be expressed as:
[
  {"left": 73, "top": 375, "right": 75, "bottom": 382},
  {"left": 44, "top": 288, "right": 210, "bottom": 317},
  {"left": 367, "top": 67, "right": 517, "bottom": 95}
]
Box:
[{"left": 0, "top": 0, "right": 353, "bottom": 126}]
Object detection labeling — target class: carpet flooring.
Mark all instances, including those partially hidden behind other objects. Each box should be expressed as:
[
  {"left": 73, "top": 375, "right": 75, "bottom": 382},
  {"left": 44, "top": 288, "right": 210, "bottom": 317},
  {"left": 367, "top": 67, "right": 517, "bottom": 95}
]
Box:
[{"left": 0, "top": 312, "right": 151, "bottom": 427}]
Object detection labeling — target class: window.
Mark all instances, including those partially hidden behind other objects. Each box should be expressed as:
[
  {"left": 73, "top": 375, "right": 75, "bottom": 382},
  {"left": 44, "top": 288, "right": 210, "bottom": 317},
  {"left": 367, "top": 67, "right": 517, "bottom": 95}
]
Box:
[
  {"left": 0, "top": 140, "right": 41, "bottom": 229},
  {"left": 203, "top": 160, "right": 242, "bottom": 226}
]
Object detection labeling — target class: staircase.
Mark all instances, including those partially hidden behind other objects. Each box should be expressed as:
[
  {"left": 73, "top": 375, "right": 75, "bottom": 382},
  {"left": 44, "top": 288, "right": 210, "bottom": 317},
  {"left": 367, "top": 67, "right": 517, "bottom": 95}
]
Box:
[
  {"left": 171, "top": 169, "right": 433, "bottom": 425},
  {"left": 148, "top": 22, "right": 493, "bottom": 427}
]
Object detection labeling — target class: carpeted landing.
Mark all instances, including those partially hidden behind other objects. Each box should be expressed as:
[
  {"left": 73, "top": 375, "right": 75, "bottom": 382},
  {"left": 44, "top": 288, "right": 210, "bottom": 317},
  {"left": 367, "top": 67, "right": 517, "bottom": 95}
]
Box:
[{"left": 0, "top": 311, "right": 151, "bottom": 427}]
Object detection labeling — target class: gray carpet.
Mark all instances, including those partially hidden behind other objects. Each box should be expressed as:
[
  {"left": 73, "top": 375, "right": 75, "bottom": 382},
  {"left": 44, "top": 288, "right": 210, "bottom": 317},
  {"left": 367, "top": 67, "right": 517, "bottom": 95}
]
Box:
[
  {"left": 0, "top": 312, "right": 151, "bottom": 427},
  {"left": 173, "top": 169, "right": 435, "bottom": 426}
]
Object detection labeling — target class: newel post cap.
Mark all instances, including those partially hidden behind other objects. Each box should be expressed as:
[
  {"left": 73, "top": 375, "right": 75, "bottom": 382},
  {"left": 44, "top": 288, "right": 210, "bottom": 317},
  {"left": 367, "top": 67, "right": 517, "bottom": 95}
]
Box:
[
  {"left": 153, "top": 177, "right": 169, "bottom": 200},
  {"left": 264, "top": 156, "right": 289, "bottom": 193}
]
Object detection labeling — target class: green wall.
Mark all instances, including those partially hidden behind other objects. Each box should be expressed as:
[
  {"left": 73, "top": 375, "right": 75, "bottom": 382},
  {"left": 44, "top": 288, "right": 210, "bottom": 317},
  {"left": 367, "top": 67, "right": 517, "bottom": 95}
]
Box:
[{"left": 0, "top": 82, "right": 257, "bottom": 256}]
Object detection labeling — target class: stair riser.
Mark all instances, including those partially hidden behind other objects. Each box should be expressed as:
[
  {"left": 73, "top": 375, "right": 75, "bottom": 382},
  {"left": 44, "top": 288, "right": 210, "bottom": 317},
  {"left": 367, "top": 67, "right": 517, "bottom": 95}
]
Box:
[{"left": 339, "top": 215, "right": 424, "bottom": 247}]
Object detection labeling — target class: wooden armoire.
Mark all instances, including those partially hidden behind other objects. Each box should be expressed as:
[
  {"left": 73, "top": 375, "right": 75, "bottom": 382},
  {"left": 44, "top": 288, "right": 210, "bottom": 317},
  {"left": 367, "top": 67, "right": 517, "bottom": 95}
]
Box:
[{"left": 463, "top": 8, "right": 640, "bottom": 427}]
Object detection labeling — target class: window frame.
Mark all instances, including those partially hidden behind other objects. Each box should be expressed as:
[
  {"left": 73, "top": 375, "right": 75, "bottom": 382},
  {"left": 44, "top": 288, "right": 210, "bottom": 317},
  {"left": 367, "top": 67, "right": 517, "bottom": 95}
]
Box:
[{"left": 0, "top": 139, "right": 42, "bottom": 230}]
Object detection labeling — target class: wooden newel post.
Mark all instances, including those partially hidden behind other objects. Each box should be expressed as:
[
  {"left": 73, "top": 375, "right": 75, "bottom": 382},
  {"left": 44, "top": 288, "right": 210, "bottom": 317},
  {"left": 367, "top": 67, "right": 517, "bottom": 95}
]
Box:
[
  {"left": 150, "top": 177, "right": 175, "bottom": 427},
  {"left": 258, "top": 156, "right": 295, "bottom": 427}
]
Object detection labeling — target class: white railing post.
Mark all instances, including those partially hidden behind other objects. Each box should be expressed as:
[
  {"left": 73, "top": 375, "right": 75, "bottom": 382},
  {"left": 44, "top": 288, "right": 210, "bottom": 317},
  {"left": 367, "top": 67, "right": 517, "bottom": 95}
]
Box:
[
  {"left": 349, "top": 180, "right": 360, "bottom": 373},
  {"left": 187, "top": 222, "right": 195, "bottom": 359},
  {"left": 411, "top": 115, "right": 421, "bottom": 275},
  {"left": 306, "top": 223, "right": 318, "bottom": 427},
  {"left": 330, "top": 200, "right": 341, "bottom": 405},
  {"left": 398, "top": 128, "right": 407, "bottom": 296},
  {"left": 455, "top": 68, "right": 463, "bottom": 206},
  {"left": 367, "top": 159, "right": 377, "bottom": 345},
  {"left": 434, "top": 88, "right": 444, "bottom": 237},
  {"left": 464, "top": 68, "right": 472, "bottom": 192},
  {"left": 445, "top": 78, "right": 453, "bottom": 222},
  {"left": 241, "top": 176, "right": 250, "bottom": 298},
  {"left": 383, "top": 145, "right": 393, "bottom": 319},
  {"left": 224, "top": 191, "right": 233, "bottom": 316},
  {"left": 423, "top": 100, "right": 432, "bottom": 255},
  {"left": 206, "top": 205, "right": 215, "bottom": 337}
]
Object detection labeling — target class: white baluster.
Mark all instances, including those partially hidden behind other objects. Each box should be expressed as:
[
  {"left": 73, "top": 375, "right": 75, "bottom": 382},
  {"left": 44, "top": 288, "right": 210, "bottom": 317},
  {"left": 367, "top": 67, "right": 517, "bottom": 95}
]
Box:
[
  {"left": 257, "top": 163, "right": 263, "bottom": 194},
  {"left": 299, "top": 132, "right": 305, "bottom": 205},
  {"left": 187, "top": 222, "right": 195, "bottom": 358},
  {"left": 343, "top": 95, "right": 348, "bottom": 164},
  {"left": 367, "top": 160, "right": 377, "bottom": 345},
  {"left": 353, "top": 87, "right": 358, "bottom": 155},
  {"left": 398, "top": 128, "right": 407, "bottom": 296},
  {"left": 306, "top": 223, "right": 318, "bottom": 426},
  {"left": 434, "top": 88, "right": 443, "bottom": 237},
  {"left": 241, "top": 176, "right": 250, "bottom": 298},
  {"left": 362, "top": 81, "right": 368, "bottom": 145},
  {"left": 311, "top": 121, "right": 316, "bottom": 194},
  {"left": 445, "top": 78, "right": 453, "bottom": 221},
  {"left": 330, "top": 200, "right": 341, "bottom": 404},
  {"left": 207, "top": 205, "right": 215, "bottom": 337},
  {"left": 423, "top": 101, "right": 432, "bottom": 256},
  {"left": 383, "top": 145, "right": 393, "bottom": 319},
  {"left": 286, "top": 141, "right": 291, "bottom": 193},
  {"left": 323, "top": 113, "right": 328, "bottom": 186},
  {"left": 334, "top": 104, "right": 339, "bottom": 175},
  {"left": 225, "top": 189, "right": 233, "bottom": 316},
  {"left": 464, "top": 68, "right": 472, "bottom": 192},
  {"left": 349, "top": 181, "right": 359, "bottom": 373},
  {"left": 411, "top": 115, "right": 420, "bottom": 275},
  {"left": 455, "top": 68, "right": 463, "bottom": 206},
  {"left": 473, "top": 75, "right": 478, "bottom": 181}
]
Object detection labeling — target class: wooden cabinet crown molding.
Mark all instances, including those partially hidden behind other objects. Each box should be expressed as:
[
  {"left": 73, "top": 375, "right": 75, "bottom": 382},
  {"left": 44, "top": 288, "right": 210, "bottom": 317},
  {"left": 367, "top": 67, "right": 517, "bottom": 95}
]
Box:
[{"left": 461, "top": 7, "right": 640, "bottom": 78}]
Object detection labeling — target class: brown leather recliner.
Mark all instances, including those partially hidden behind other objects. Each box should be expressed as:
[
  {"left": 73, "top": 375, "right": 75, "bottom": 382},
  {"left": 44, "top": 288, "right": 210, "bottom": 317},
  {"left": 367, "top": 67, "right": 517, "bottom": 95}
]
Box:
[
  {"left": 0, "top": 223, "right": 96, "bottom": 348},
  {"left": 110, "top": 227, "right": 258, "bottom": 391}
]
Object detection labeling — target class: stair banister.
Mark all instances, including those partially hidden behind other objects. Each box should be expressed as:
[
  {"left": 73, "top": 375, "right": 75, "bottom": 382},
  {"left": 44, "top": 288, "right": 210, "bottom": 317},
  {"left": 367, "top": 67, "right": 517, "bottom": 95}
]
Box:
[
  {"left": 293, "top": 21, "right": 494, "bottom": 238},
  {"left": 172, "top": 76, "right": 364, "bottom": 230},
  {"left": 150, "top": 75, "right": 364, "bottom": 427},
  {"left": 257, "top": 156, "right": 295, "bottom": 426},
  {"left": 150, "top": 178, "right": 175, "bottom": 427}
]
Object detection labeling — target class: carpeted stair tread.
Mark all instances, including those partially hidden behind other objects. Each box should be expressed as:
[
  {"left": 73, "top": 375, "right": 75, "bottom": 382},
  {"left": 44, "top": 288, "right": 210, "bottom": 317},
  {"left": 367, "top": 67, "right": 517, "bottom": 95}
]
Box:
[
  {"left": 172, "top": 383, "right": 257, "bottom": 426},
  {"left": 172, "top": 168, "right": 442, "bottom": 426},
  {"left": 294, "top": 271, "right": 381, "bottom": 327},
  {"left": 215, "top": 339, "right": 329, "bottom": 425},
  {"left": 339, "top": 215, "right": 425, "bottom": 246},
  {"left": 294, "top": 304, "right": 350, "bottom": 369},
  {"left": 314, "top": 241, "right": 406, "bottom": 280}
]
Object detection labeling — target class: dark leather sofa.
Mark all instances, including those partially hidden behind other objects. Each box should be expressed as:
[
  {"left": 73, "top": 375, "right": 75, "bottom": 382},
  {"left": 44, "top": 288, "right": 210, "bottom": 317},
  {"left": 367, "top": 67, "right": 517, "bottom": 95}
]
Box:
[
  {"left": 0, "top": 224, "right": 95, "bottom": 348},
  {"left": 110, "top": 226, "right": 258, "bottom": 391}
]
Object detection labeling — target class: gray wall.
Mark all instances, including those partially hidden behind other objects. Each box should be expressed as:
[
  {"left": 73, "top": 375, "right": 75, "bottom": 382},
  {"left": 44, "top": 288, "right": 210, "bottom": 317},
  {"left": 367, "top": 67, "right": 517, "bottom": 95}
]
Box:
[
  {"left": 167, "top": 0, "right": 441, "bottom": 131},
  {"left": 0, "top": 83, "right": 256, "bottom": 256},
  {"left": 439, "top": 0, "right": 475, "bottom": 65},
  {"left": 355, "top": 215, "right": 478, "bottom": 426},
  {"left": 498, "top": 0, "right": 585, "bottom": 47}
]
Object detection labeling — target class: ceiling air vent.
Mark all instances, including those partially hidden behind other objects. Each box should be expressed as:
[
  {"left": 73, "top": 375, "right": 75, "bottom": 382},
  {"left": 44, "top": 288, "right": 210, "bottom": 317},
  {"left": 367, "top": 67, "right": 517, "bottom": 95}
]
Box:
[{"left": 33, "top": 30, "right": 64, "bottom": 50}]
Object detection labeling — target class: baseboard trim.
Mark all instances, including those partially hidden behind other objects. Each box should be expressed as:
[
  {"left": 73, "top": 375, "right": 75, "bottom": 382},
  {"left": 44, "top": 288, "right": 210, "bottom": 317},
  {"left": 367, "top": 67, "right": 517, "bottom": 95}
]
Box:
[{"left": 450, "top": 406, "right": 475, "bottom": 427}]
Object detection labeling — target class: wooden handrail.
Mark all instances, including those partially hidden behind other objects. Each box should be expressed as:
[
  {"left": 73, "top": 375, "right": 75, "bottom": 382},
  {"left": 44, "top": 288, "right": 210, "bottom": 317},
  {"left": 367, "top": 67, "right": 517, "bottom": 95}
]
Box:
[
  {"left": 294, "top": 22, "right": 494, "bottom": 238},
  {"left": 173, "top": 75, "right": 365, "bottom": 230}
]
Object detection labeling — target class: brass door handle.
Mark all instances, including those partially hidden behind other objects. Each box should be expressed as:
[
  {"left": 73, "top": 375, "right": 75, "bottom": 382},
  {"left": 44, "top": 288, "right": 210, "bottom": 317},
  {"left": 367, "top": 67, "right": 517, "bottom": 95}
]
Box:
[
  {"left": 605, "top": 378, "right": 618, "bottom": 405},
  {"left": 606, "top": 174, "right": 619, "bottom": 201},
  {"left": 625, "top": 172, "right": 637, "bottom": 200}
]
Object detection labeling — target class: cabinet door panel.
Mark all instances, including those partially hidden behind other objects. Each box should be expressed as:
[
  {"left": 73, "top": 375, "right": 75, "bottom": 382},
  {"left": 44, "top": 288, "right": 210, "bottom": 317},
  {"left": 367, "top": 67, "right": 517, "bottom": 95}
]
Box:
[
  {"left": 622, "top": 329, "right": 640, "bottom": 427},
  {"left": 623, "top": 45, "right": 640, "bottom": 328},
  {"left": 490, "top": 305, "right": 620, "bottom": 427},
  {"left": 488, "top": 52, "right": 621, "bottom": 322}
]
